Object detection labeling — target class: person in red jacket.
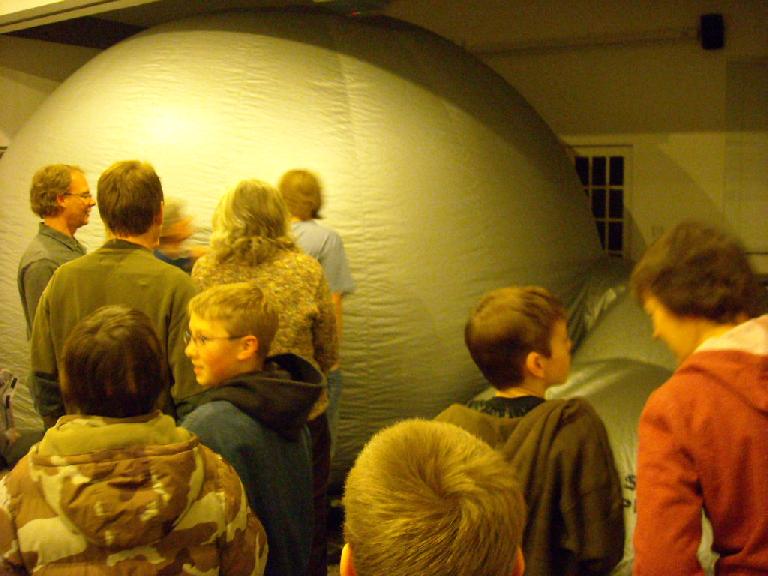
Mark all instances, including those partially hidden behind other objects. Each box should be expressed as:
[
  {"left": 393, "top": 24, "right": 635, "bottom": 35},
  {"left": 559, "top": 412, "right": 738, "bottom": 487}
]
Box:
[{"left": 630, "top": 221, "right": 767, "bottom": 576}]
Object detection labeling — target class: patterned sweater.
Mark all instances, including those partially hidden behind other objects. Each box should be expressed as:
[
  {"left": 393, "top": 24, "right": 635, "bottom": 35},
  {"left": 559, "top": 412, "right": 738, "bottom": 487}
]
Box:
[
  {"left": 193, "top": 250, "right": 337, "bottom": 418},
  {"left": 0, "top": 412, "right": 267, "bottom": 575}
]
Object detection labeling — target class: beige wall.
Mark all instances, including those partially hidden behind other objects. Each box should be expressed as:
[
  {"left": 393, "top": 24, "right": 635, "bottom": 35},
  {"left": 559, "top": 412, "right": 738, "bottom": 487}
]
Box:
[
  {"left": 387, "top": 0, "right": 768, "bottom": 269},
  {"left": 0, "top": 35, "right": 99, "bottom": 147}
]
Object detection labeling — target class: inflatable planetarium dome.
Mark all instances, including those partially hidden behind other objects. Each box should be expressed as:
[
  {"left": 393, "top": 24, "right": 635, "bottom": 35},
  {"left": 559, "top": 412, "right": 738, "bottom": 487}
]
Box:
[{"left": 0, "top": 10, "right": 605, "bottom": 482}]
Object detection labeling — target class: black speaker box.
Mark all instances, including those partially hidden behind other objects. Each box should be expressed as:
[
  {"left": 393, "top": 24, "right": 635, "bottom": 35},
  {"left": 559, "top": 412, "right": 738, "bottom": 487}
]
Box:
[{"left": 700, "top": 13, "right": 725, "bottom": 50}]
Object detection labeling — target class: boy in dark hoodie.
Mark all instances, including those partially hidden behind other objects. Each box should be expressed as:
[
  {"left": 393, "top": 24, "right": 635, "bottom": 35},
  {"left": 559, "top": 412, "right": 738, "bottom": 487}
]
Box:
[
  {"left": 181, "top": 281, "right": 324, "bottom": 576},
  {"left": 436, "top": 286, "right": 624, "bottom": 576}
]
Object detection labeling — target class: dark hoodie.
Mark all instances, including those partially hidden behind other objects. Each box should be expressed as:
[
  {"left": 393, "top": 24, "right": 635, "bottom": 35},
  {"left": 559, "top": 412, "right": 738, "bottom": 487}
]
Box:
[
  {"left": 181, "top": 353, "right": 324, "bottom": 576},
  {"left": 436, "top": 398, "right": 624, "bottom": 576}
]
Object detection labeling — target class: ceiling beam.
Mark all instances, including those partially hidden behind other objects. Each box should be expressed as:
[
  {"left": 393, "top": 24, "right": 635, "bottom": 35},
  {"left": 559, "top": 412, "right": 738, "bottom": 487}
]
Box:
[
  {"left": 6, "top": 14, "right": 143, "bottom": 47},
  {"left": 0, "top": 0, "right": 157, "bottom": 32}
]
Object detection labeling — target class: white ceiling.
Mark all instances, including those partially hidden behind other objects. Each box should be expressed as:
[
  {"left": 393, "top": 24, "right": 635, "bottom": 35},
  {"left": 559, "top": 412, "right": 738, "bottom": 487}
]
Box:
[{"left": 0, "top": 0, "right": 388, "bottom": 33}]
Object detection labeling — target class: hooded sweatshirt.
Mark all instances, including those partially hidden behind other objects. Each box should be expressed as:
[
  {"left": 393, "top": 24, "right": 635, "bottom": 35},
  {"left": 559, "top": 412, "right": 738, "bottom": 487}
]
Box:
[
  {"left": 181, "top": 353, "right": 323, "bottom": 576},
  {"left": 436, "top": 398, "right": 625, "bottom": 576},
  {"left": 0, "top": 411, "right": 267, "bottom": 575},
  {"left": 634, "top": 314, "right": 768, "bottom": 576}
]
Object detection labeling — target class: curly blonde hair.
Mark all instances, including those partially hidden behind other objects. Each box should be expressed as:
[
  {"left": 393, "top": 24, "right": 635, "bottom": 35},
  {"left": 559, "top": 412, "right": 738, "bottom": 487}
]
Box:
[{"left": 210, "top": 179, "right": 296, "bottom": 265}]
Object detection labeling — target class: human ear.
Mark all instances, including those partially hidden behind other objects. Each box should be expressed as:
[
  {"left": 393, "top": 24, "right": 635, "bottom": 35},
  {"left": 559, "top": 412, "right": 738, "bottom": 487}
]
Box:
[
  {"left": 154, "top": 202, "right": 164, "bottom": 226},
  {"left": 524, "top": 351, "right": 545, "bottom": 379},
  {"left": 340, "top": 543, "right": 357, "bottom": 576},
  {"left": 236, "top": 335, "right": 259, "bottom": 361}
]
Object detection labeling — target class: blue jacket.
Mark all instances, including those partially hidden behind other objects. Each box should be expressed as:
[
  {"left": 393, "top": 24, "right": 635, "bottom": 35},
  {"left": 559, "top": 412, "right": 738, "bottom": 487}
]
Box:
[{"left": 181, "top": 354, "right": 323, "bottom": 576}]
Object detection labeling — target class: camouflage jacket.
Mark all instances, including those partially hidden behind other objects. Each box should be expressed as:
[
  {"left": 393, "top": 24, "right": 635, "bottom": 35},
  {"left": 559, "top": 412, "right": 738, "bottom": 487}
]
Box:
[{"left": 0, "top": 412, "right": 268, "bottom": 575}]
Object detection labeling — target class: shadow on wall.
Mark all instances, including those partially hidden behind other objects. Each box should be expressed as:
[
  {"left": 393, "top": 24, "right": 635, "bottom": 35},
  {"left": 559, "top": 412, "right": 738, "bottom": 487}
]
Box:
[{"left": 630, "top": 137, "right": 729, "bottom": 259}]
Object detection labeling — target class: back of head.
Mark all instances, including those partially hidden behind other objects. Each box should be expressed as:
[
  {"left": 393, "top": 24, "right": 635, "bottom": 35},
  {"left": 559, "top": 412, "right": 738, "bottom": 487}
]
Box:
[
  {"left": 465, "top": 286, "right": 566, "bottom": 389},
  {"left": 30, "top": 164, "right": 82, "bottom": 218},
  {"left": 160, "top": 197, "right": 193, "bottom": 242},
  {"left": 630, "top": 220, "right": 762, "bottom": 322},
  {"left": 211, "top": 178, "right": 294, "bottom": 264},
  {"left": 188, "top": 281, "right": 279, "bottom": 361},
  {"left": 97, "top": 160, "right": 163, "bottom": 236},
  {"left": 343, "top": 419, "right": 525, "bottom": 576},
  {"left": 278, "top": 169, "right": 323, "bottom": 220},
  {"left": 61, "top": 305, "right": 166, "bottom": 418}
]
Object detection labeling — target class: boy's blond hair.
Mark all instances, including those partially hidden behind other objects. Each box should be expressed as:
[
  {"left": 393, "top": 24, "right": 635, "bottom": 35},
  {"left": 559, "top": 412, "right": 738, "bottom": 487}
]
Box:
[
  {"left": 465, "top": 286, "right": 566, "bottom": 389},
  {"left": 188, "top": 282, "right": 278, "bottom": 361},
  {"left": 343, "top": 419, "right": 526, "bottom": 576}
]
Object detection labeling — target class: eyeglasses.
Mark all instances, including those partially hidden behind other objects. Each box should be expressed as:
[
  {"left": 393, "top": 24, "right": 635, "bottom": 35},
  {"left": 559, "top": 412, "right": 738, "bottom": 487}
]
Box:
[
  {"left": 184, "top": 330, "right": 246, "bottom": 347},
  {"left": 63, "top": 192, "right": 93, "bottom": 200}
]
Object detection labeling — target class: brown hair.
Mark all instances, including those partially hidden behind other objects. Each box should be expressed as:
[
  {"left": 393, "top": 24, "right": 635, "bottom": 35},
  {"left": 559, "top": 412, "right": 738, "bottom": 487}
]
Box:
[
  {"left": 278, "top": 169, "right": 323, "bottom": 220},
  {"left": 61, "top": 305, "right": 166, "bottom": 417},
  {"left": 29, "top": 164, "right": 83, "bottom": 218},
  {"left": 188, "top": 281, "right": 278, "bottom": 361},
  {"left": 465, "top": 286, "right": 566, "bottom": 389},
  {"left": 630, "top": 221, "right": 762, "bottom": 323},
  {"left": 97, "top": 160, "right": 163, "bottom": 235},
  {"left": 343, "top": 419, "right": 526, "bottom": 576}
]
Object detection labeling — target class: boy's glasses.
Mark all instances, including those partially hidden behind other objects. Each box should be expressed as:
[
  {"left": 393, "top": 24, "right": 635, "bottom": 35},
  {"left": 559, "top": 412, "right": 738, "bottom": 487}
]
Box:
[{"left": 184, "top": 330, "right": 246, "bottom": 347}]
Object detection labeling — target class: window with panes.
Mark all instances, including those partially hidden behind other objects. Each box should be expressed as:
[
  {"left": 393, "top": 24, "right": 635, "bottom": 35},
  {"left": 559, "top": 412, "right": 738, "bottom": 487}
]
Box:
[{"left": 573, "top": 149, "right": 629, "bottom": 257}]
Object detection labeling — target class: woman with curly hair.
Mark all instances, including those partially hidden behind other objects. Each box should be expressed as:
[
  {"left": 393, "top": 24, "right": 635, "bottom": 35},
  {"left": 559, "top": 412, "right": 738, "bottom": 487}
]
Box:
[{"left": 192, "top": 179, "right": 338, "bottom": 576}]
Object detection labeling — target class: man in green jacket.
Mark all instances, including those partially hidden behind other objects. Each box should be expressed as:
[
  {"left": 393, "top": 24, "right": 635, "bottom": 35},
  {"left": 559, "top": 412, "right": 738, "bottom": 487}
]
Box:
[{"left": 30, "top": 160, "right": 202, "bottom": 427}]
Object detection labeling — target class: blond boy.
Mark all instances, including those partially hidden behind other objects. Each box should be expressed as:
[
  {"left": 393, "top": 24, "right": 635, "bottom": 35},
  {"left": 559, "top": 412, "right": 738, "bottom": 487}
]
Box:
[
  {"left": 181, "top": 282, "right": 324, "bottom": 576},
  {"left": 342, "top": 419, "right": 526, "bottom": 576}
]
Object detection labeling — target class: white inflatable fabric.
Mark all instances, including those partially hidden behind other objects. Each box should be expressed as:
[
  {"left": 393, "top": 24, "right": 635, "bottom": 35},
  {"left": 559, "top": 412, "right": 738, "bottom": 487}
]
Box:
[
  {"left": 550, "top": 357, "right": 671, "bottom": 575},
  {"left": 0, "top": 11, "right": 603, "bottom": 480}
]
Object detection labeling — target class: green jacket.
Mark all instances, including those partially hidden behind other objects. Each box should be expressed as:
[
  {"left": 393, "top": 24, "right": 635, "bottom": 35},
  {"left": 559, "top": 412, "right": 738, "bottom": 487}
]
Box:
[
  {"left": 436, "top": 398, "right": 624, "bottom": 576},
  {"left": 30, "top": 240, "right": 202, "bottom": 420}
]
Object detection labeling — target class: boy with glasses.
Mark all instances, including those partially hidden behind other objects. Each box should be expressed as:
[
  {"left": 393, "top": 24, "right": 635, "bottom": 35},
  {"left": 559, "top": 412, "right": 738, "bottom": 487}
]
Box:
[{"left": 181, "top": 281, "right": 324, "bottom": 576}]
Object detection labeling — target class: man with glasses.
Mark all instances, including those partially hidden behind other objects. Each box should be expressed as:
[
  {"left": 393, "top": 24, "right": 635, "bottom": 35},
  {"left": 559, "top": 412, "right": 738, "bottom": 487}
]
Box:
[
  {"left": 18, "top": 164, "right": 95, "bottom": 334},
  {"left": 30, "top": 160, "right": 202, "bottom": 428}
]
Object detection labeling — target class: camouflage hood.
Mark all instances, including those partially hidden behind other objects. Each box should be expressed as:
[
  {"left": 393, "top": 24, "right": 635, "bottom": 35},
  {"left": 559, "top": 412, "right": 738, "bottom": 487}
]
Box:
[{"left": 29, "top": 411, "right": 205, "bottom": 549}]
